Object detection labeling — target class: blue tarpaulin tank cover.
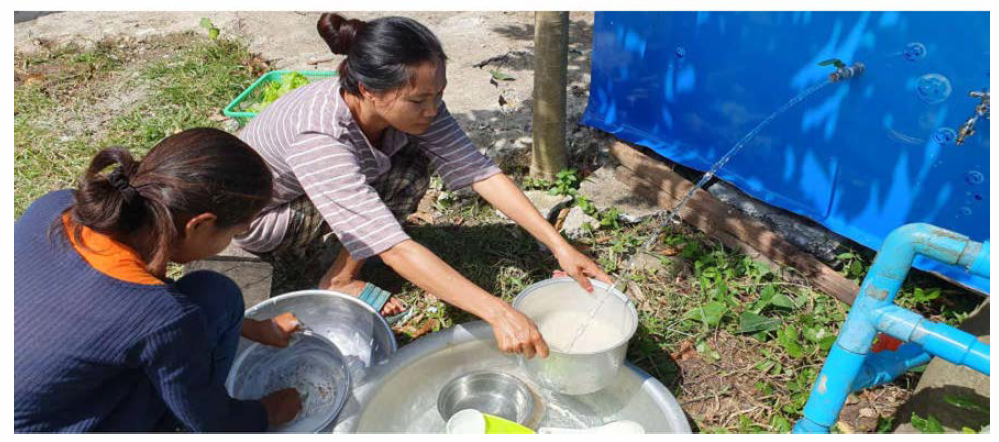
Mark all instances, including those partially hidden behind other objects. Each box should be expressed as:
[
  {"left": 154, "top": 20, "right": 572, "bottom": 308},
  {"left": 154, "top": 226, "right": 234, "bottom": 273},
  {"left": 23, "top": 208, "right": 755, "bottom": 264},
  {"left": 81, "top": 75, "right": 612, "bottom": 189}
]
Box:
[{"left": 582, "top": 12, "right": 989, "bottom": 293}]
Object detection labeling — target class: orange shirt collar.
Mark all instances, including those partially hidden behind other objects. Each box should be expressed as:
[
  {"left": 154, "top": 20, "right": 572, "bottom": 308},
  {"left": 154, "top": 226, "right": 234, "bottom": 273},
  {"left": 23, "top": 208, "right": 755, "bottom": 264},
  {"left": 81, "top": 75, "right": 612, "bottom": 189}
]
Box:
[{"left": 61, "top": 213, "right": 164, "bottom": 285}]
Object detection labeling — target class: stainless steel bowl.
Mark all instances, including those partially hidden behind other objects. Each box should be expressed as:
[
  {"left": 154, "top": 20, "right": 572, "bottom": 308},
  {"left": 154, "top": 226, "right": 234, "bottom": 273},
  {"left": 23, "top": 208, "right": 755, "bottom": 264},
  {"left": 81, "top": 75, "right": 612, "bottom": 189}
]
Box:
[
  {"left": 437, "top": 372, "right": 535, "bottom": 425},
  {"left": 239, "top": 290, "right": 397, "bottom": 383},
  {"left": 226, "top": 332, "right": 350, "bottom": 433}
]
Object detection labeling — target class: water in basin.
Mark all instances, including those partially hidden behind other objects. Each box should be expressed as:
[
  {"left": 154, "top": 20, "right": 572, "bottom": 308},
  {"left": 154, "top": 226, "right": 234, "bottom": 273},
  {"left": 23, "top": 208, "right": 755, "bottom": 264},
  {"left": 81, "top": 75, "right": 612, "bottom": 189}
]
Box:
[{"left": 345, "top": 322, "right": 689, "bottom": 433}]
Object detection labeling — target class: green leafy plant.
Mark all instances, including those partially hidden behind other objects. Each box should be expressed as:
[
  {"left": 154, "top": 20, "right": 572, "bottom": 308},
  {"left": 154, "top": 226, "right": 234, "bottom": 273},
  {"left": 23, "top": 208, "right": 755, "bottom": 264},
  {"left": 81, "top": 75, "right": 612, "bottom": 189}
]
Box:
[
  {"left": 910, "top": 412, "right": 944, "bottom": 433},
  {"left": 546, "top": 168, "right": 627, "bottom": 233},
  {"left": 942, "top": 394, "right": 989, "bottom": 414},
  {"left": 770, "top": 415, "right": 792, "bottom": 433},
  {"left": 903, "top": 287, "right": 941, "bottom": 308},
  {"left": 434, "top": 190, "right": 458, "bottom": 211},
  {"left": 738, "top": 311, "right": 781, "bottom": 334},
  {"left": 549, "top": 168, "right": 580, "bottom": 197},
  {"left": 777, "top": 326, "right": 804, "bottom": 359},
  {"left": 685, "top": 301, "right": 727, "bottom": 327},
  {"left": 199, "top": 17, "right": 220, "bottom": 40},
  {"left": 522, "top": 176, "right": 552, "bottom": 190},
  {"left": 874, "top": 416, "right": 895, "bottom": 433},
  {"left": 488, "top": 69, "right": 515, "bottom": 81},
  {"left": 247, "top": 72, "right": 309, "bottom": 113},
  {"left": 597, "top": 207, "right": 620, "bottom": 230},
  {"left": 836, "top": 251, "right": 869, "bottom": 283},
  {"left": 694, "top": 339, "right": 721, "bottom": 361},
  {"left": 575, "top": 195, "right": 596, "bottom": 216}
]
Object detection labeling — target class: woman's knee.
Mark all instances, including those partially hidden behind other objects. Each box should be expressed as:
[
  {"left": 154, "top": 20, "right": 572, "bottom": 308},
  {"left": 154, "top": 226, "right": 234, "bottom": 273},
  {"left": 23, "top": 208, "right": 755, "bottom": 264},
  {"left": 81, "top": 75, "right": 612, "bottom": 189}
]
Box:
[{"left": 174, "top": 270, "right": 245, "bottom": 320}]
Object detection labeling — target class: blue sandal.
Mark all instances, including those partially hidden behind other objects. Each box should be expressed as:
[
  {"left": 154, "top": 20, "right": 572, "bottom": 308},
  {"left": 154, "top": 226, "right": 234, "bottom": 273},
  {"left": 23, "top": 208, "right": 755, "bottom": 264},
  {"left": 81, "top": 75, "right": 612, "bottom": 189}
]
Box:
[{"left": 357, "top": 283, "right": 412, "bottom": 325}]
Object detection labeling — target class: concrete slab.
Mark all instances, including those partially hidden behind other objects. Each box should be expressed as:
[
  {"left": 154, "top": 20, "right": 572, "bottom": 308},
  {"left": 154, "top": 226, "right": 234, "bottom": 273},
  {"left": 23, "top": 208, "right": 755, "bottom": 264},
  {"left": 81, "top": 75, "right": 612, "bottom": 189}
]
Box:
[
  {"left": 559, "top": 206, "right": 598, "bottom": 240},
  {"left": 496, "top": 189, "right": 572, "bottom": 224},
  {"left": 183, "top": 258, "right": 273, "bottom": 310}
]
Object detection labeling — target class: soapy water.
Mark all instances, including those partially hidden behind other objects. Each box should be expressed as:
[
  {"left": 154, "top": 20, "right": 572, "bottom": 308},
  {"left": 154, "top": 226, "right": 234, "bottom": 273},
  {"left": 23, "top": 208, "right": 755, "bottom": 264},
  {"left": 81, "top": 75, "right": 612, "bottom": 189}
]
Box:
[
  {"left": 264, "top": 355, "right": 338, "bottom": 428},
  {"left": 565, "top": 79, "right": 833, "bottom": 352},
  {"left": 539, "top": 311, "right": 625, "bottom": 353},
  {"left": 404, "top": 362, "right": 600, "bottom": 432},
  {"left": 229, "top": 332, "right": 349, "bottom": 432}
]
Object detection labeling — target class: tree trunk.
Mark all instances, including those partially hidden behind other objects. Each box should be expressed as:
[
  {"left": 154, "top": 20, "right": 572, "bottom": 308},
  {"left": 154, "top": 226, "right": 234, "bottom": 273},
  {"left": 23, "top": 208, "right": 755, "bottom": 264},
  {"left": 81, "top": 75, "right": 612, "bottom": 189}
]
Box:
[{"left": 530, "top": 11, "right": 569, "bottom": 180}]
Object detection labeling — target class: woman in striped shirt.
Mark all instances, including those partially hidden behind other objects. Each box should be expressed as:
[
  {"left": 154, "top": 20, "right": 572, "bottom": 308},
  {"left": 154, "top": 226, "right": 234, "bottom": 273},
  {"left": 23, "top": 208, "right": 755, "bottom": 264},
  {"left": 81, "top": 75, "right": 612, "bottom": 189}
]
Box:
[{"left": 235, "top": 13, "right": 610, "bottom": 358}]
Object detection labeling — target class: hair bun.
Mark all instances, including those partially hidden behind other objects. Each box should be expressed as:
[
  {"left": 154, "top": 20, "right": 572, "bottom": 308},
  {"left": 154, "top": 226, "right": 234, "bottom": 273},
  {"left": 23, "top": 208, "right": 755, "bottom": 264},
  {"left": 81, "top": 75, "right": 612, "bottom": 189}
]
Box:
[
  {"left": 107, "top": 167, "right": 140, "bottom": 205},
  {"left": 317, "top": 13, "right": 367, "bottom": 55}
]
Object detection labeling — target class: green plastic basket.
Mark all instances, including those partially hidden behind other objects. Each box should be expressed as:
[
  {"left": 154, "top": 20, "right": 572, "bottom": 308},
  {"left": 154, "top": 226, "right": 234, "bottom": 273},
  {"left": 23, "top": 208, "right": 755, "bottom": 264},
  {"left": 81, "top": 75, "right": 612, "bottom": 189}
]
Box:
[{"left": 222, "top": 70, "right": 337, "bottom": 126}]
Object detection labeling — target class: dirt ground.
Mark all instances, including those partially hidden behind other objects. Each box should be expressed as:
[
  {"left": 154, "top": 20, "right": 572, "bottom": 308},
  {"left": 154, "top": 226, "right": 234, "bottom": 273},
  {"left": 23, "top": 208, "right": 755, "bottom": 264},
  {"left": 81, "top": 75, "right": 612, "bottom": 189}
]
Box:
[{"left": 14, "top": 11, "right": 609, "bottom": 169}]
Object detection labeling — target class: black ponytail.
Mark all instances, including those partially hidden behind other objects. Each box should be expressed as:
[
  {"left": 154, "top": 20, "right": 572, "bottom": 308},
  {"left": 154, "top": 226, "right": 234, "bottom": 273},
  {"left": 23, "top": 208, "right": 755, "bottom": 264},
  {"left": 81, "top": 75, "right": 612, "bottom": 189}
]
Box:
[{"left": 62, "top": 128, "right": 273, "bottom": 273}]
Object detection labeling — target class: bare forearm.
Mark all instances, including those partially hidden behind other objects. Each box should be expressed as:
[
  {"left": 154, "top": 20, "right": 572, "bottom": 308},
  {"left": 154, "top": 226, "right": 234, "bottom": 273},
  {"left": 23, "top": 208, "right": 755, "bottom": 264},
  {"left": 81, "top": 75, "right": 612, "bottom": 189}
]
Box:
[
  {"left": 320, "top": 246, "right": 365, "bottom": 288},
  {"left": 471, "top": 173, "right": 571, "bottom": 255},
  {"left": 240, "top": 319, "right": 265, "bottom": 341},
  {"left": 380, "top": 240, "right": 507, "bottom": 322},
  {"left": 472, "top": 173, "right": 612, "bottom": 291}
]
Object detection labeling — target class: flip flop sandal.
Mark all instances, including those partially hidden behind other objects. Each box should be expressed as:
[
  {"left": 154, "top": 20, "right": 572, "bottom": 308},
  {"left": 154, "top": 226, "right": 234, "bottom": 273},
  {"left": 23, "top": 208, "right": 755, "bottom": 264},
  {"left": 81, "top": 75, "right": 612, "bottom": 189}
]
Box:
[{"left": 356, "top": 283, "right": 413, "bottom": 325}]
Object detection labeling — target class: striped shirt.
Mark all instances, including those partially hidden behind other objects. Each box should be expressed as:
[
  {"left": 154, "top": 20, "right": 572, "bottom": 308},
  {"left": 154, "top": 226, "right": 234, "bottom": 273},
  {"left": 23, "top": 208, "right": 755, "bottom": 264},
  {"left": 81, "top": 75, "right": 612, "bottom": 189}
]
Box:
[{"left": 234, "top": 79, "right": 501, "bottom": 259}]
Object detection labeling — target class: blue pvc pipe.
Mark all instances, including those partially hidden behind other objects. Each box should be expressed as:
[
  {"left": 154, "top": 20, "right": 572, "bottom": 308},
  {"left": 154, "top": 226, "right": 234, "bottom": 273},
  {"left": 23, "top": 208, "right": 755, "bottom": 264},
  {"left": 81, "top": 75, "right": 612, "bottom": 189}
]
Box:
[
  {"left": 793, "top": 224, "right": 990, "bottom": 434},
  {"left": 851, "top": 343, "right": 931, "bottom": 391},
  {"left": 912, "top": 320, "right": 990, "bottom": 375},
  {"left": 969, "top": 241, "right": 990, "bottom": 279},
  {"left": 798, "top": 345, "right": 868, "bottom": 430},
  {"left": 870, "top": 305, "right": 990, "bottom": 375},
  {"left": 792, "top": 417, "right": 830, "bottom": 434},
  {"left": 793, "top": 341, "right": 933, "bottom": 433}
]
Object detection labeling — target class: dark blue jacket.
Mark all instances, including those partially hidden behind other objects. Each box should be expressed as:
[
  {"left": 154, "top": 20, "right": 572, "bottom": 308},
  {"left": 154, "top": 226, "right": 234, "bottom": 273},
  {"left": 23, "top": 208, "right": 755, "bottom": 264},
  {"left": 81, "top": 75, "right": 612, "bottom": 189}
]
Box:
[{"left": 14, "top": 190, "right": 266, "bottom": 432}]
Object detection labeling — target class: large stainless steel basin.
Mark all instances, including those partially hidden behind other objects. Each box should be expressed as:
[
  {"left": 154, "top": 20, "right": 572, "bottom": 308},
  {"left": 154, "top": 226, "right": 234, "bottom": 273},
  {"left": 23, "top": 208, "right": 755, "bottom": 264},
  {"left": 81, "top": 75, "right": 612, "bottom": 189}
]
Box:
[{"left": 331, "top": 321, "right": 691, "bottom": 433}]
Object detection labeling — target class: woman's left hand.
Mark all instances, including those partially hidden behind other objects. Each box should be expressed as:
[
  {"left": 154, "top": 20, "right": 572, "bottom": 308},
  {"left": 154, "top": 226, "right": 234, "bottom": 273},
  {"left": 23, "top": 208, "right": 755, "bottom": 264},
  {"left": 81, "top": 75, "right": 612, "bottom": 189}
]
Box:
[
  {"left": 554, "top": 246, "right": 612, "bottom": 292},
  {"left": 243, "top": 313, "right": 301, "bottom": 348}
]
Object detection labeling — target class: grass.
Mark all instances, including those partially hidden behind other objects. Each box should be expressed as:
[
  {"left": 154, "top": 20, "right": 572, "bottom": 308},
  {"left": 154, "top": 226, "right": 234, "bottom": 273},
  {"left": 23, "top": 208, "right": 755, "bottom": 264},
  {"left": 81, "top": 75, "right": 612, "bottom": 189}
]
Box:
[
  {"left": 14, "top": 31, "right": 263, "bottom": 217},
  {"left": 14, "top": 38, "right": 134, "bottom": 217},
  {"left": 13, "top": 29, "right": 985, "bottom": 433}
]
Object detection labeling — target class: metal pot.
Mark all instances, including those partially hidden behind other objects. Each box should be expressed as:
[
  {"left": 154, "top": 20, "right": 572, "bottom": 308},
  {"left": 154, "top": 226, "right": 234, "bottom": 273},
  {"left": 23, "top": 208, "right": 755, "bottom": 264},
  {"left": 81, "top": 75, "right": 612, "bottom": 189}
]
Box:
[
  {"left": 238, "top": 290, "right": 397, "bottom": 383},
  {"left": 512, "top": 277, "right": 637, "bottom": 395},
  {"left": 226, "top": 331, "right": 350, "bottom": 433},
  {"left": 225, "top": 290, "right": 398, "bottom": 432}
]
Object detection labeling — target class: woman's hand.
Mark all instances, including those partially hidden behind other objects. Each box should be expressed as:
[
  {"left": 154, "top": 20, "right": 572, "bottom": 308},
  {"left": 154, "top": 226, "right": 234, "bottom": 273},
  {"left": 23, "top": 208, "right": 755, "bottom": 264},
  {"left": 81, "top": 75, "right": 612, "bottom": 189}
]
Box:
[
  {"left": 488, "top": 305, "right": 549, "bottom": 359},
  {"left": 241, "top": 313, "right": 301, "bottom": 348},
  {"left": 259, "top": 388, "right": 302, "bottom": 427},
  {"left": 553, "top": 245, "right": 612, "bottom": 292}
]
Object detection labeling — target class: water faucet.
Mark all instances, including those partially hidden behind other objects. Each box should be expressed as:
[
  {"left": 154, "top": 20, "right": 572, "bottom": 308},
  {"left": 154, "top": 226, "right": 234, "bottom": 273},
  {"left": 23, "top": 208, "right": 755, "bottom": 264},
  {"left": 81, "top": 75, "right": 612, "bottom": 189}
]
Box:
[
  {"left": 956, "top": 90, "right": 989, "bottom": 146},
  {"left": 828, "top": 62, "right": 865, "bottom": 83}
]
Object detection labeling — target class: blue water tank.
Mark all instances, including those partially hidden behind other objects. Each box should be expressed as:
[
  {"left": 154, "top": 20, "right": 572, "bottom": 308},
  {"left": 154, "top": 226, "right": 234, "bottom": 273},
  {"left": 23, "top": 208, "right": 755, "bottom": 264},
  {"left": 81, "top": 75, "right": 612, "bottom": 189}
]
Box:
[{"left": 583, "top": 12, "right": 989, "bottom": 293}]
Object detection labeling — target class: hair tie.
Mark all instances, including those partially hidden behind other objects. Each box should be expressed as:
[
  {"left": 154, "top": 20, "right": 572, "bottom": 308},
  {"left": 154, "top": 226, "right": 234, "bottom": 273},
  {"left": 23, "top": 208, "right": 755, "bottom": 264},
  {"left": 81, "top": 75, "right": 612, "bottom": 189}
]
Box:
[{"left": 108, "top": 168, "right": 139, "bottom": 203}]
